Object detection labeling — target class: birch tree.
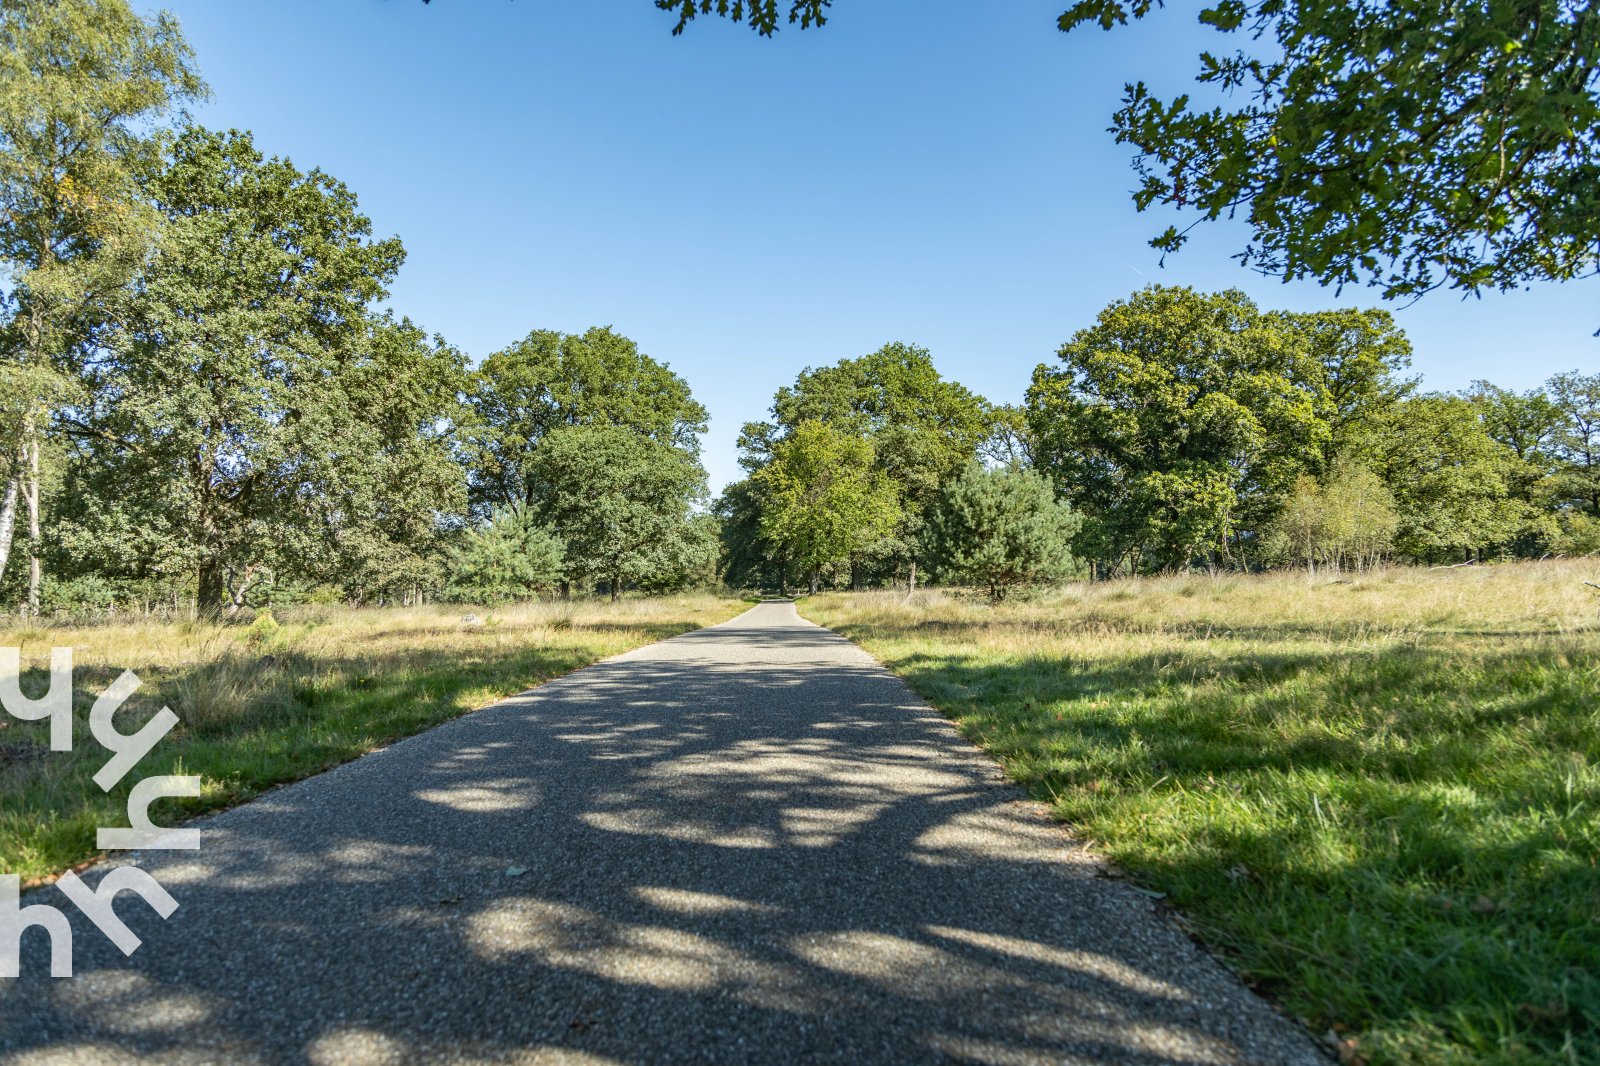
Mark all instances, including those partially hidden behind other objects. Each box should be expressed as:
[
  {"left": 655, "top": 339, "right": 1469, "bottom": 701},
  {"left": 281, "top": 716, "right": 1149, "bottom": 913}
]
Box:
[{"left": 0, "top": 0, "right": 203, "bottom": 611}]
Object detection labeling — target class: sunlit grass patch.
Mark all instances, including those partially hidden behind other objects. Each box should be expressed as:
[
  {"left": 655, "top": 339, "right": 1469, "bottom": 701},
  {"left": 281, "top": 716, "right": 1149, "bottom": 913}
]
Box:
[{"left": 803, "top": 561, "right": 1600, "bottom": 1066}]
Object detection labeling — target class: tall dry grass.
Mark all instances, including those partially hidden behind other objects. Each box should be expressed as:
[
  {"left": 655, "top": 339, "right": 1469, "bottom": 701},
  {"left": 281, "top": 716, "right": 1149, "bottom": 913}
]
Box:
[
  {"left": 836, "top": 558, "right": 1599, "bottom": 641},
  {"left": 0, "top": 594, "right": 744, "bottom": 882}
]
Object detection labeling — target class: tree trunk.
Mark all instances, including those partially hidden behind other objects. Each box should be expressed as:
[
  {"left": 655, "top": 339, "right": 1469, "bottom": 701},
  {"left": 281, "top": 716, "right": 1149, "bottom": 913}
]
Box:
[
  {"left": 24, "top": 436, "right": 41, "bottom": 616},
  {"left": 0, "top": 475, "right": 16, "bottom": 588},
  {"left": 850, "top": 557, "right": 864, "bottom": 591},
  {"left": 196, "top": 559, "right": 226, "bottom": 617},
  {"left": 808, "top": 568, "right": 820, "bottom": 596},
  {"left": 610, "top": 567, "right": 622, "bottom": 603},
  {"left": 907, "top": 559, "right": 917, "bottom": 596}
]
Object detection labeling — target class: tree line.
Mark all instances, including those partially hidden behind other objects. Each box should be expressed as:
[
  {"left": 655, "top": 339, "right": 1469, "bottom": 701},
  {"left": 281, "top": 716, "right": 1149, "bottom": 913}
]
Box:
[
  {"left": 722, "top": 289, "right": 1600, "bottom": 598},
  {"left": 0, "top": 0, "right": 713, "bottom": 615},
  {"left": 5, "top": 1, "right": 1597, "bottom": 615}
]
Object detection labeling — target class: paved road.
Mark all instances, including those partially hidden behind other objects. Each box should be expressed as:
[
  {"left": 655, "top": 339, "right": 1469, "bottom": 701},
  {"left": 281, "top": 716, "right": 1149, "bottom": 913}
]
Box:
[{"left": 2, "top": 602, "right": 1324, "bottom": 1065}]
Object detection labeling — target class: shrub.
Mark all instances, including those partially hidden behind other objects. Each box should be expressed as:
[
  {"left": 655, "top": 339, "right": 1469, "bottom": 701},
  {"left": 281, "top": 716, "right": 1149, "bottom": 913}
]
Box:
[
  {"left": 445, "top": 504, "right": 565, "bottom": 604},
  {"left": 927, "top": 465, "right": 1082, "bottom": 601}
]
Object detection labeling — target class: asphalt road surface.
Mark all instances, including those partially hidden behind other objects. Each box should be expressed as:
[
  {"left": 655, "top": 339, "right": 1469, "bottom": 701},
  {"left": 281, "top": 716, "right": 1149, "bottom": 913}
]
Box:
[{"left": 1, "top": 601, "right": 1325, "bottom": 1065}]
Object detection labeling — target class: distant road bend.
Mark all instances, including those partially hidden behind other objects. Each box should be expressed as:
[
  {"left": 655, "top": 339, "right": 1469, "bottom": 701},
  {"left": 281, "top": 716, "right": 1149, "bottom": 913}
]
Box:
[{"left": 1, "top": 601, "right": 1324, "bottom": 1065}]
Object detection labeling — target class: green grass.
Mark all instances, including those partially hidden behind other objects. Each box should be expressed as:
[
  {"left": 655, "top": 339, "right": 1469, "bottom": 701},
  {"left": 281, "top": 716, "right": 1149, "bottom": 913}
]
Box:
[
  {"left": 0, "top": 595, "right": 744, "bottom": 882},
  {"left": 802, "top": 563, "right": 1600, "bottom": 1066}
]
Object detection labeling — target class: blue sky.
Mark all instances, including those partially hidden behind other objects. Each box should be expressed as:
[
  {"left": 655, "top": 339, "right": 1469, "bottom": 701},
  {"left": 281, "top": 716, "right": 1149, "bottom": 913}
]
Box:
[{"left": 153, "top": 0, "right": 1599, "bottom": 492}]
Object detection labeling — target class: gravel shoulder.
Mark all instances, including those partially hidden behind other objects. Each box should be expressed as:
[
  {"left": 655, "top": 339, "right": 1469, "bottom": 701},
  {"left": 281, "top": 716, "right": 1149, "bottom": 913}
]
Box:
[{"left": 1, "top": 601, "right": 1325, "bottom": 1065}]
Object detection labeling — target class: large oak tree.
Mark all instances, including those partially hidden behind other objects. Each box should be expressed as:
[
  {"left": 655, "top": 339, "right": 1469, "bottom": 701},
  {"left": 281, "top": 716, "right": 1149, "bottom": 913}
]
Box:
[
  {"left": 468, "top": 326, "right": 707, "bottom": 515},
  {"left": 60, "top": 128, "right": 465, "bottom": 612}
]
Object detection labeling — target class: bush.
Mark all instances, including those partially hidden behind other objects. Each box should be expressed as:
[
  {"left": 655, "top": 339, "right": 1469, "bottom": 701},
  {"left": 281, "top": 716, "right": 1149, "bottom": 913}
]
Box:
[
  {"left": 1552, "top": 511, "right": 1600, "bottom": 556},
  {"left": 40, "top": 574, "right": 122, "bottom": 616},
  {"left": 1266, "top": 459, "right": 1399, "bottom": 573},
  {"left": 927, "top": 465, "right": 1082, "bottom": 601},
  {"left": 444, "top": 504, "right": 566, "bottom": 604},
  {"left": 246, "top": 610, "right": 281, "bottom": 645}
]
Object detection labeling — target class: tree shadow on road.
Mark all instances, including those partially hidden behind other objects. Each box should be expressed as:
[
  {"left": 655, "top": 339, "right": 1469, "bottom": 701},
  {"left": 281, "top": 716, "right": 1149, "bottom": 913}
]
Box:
[{"left": 0, "top": 620, "right": 1321, "bottom": 1065}]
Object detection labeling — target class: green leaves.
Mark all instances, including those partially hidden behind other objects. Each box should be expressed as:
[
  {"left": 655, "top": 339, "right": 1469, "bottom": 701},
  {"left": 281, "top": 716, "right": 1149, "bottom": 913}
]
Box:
[
  {"left": 654, "top": 0, "right": 830, "bottom": 36},
  {"left": 1057, "top": 0, "right": 1155, "bottom": 33},
  {"left": 1026, "top": 286, "right": 1384, "bottom": 573},
  {"left": 528, "top": 424, "right": 709, "bottom": 599},
  {"left": 1357, "top": 395, "right": 1526, "bottom": 560},
  {"left": 1026, "top": 287, "right": 1595, "bottom": 571},
  {"left": 752, "top": 420, "right": 900, "bottom": 579},
  {"left": 59, "top": 127, "right": 448, "bottom": 610},
  {"left": 467, "top": 326, "right": 707, "bottom": 516},
  {"left": 446, "top": 504, "right": 564, "bottom": 605},
  {"left": 739, "top": 341, "right": 993, "bottom": 584},
  {"left": 1265, "top": 462, "right": 1399, "bottom": 572},
  {"left": 459, "top": 326, "right": 713, "bottom": 599},
  {"left": 1199, "top": 2, "right": 1249, "bottom": 33},
  {"left": 0, "top": 0, "right": 206, "bottom": 605},
  {"left": 1074, "top": 0, "right": 1600, "bottom": 299},
  {"left": 927, "top": 464, "right": 1082, "bottom": 601}
]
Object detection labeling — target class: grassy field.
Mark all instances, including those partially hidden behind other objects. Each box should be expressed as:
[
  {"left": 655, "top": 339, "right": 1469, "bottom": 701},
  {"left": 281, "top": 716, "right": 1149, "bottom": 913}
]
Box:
[
  {"left": 0, "top": 594, "right": 743, "bottom": 883},
  {"left": 802, "top": 562, "right": 1600, "bottom": 1066}
]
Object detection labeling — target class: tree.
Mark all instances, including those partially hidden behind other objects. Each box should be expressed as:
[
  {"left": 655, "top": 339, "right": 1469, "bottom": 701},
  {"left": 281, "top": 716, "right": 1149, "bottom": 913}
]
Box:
[
  {"left": 743, "top": 341, "right": 990, "bottom": 589},
  {"left": 1553, "top": 512, "right": 1600, "bottom": 556},
  {"left": 1027, "top": 287, "right": 1327, "bottom": 574},
  {"left": 60, "top": 127, "right": 409, "bottom": 613},
  {"left": 1266, "top": 461, "right": 1399, "bottom": 574},
  {"left": 1283, "top": 308, "right": 1414, "bottom": 470},
  {"left": 1058, "top": 0, "right": 1600, "bottom": 301},
  {"left": 980, "top": 404, "right": 1037, "bottom": 469},
  {"left": 305, "top": 315, "right": 471, "bottom": 605},
  {"left": 1466, "top": 380, "right": 1565, "bottom": 552},
  {"left": 633, "top": 512, "right": 721, "bottom": 594},
  {"left": 1548, "top": 370, "right": 1600, "bottom": 516},
  {"left": 529, "top": 424, "right": 708, "bottom": 601},
  {"left": 666, "top": 1, "right": 1600, "bottom": 307},
  {"left": 0, "top": 361, "right": 39, "bottom": 585},
  {"left": 713, "top": 478, "right": 786, "bottom": 591},
  {"left": 468, "top": 326, "right": 707, "bottom": 515},
  {"left": 1360, "top": 395, "right": 1527, "bottom": 561},
  {"left": 1469, "top": 381, "right": 1566, "bottom": 466},
  {"left": 752, "top": 420, "right": 900, "bottom": 594},
  {"left": 927, "top": 464, "right": 1081, "bottom": 601},
  {"left": 0, "top": 0, "right": 204, "bottom": 612},
  {"left": 445, "top": 504, "right": 565, "bottom": 605}
]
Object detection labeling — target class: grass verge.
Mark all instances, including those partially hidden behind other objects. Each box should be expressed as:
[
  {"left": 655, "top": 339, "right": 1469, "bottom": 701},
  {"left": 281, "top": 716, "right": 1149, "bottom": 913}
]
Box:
[
  {"left": 0, "top": 594, "right": 744, "bottom": 882},
  {"left": 801, "top": 562, "right": 1599, "bottom": 1066}
]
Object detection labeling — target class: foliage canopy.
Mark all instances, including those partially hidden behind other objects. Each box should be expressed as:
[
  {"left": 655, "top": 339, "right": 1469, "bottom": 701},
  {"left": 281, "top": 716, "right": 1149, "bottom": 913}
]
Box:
[{"left": 752, "top": 420, "right": 900, "bottom": 591}]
